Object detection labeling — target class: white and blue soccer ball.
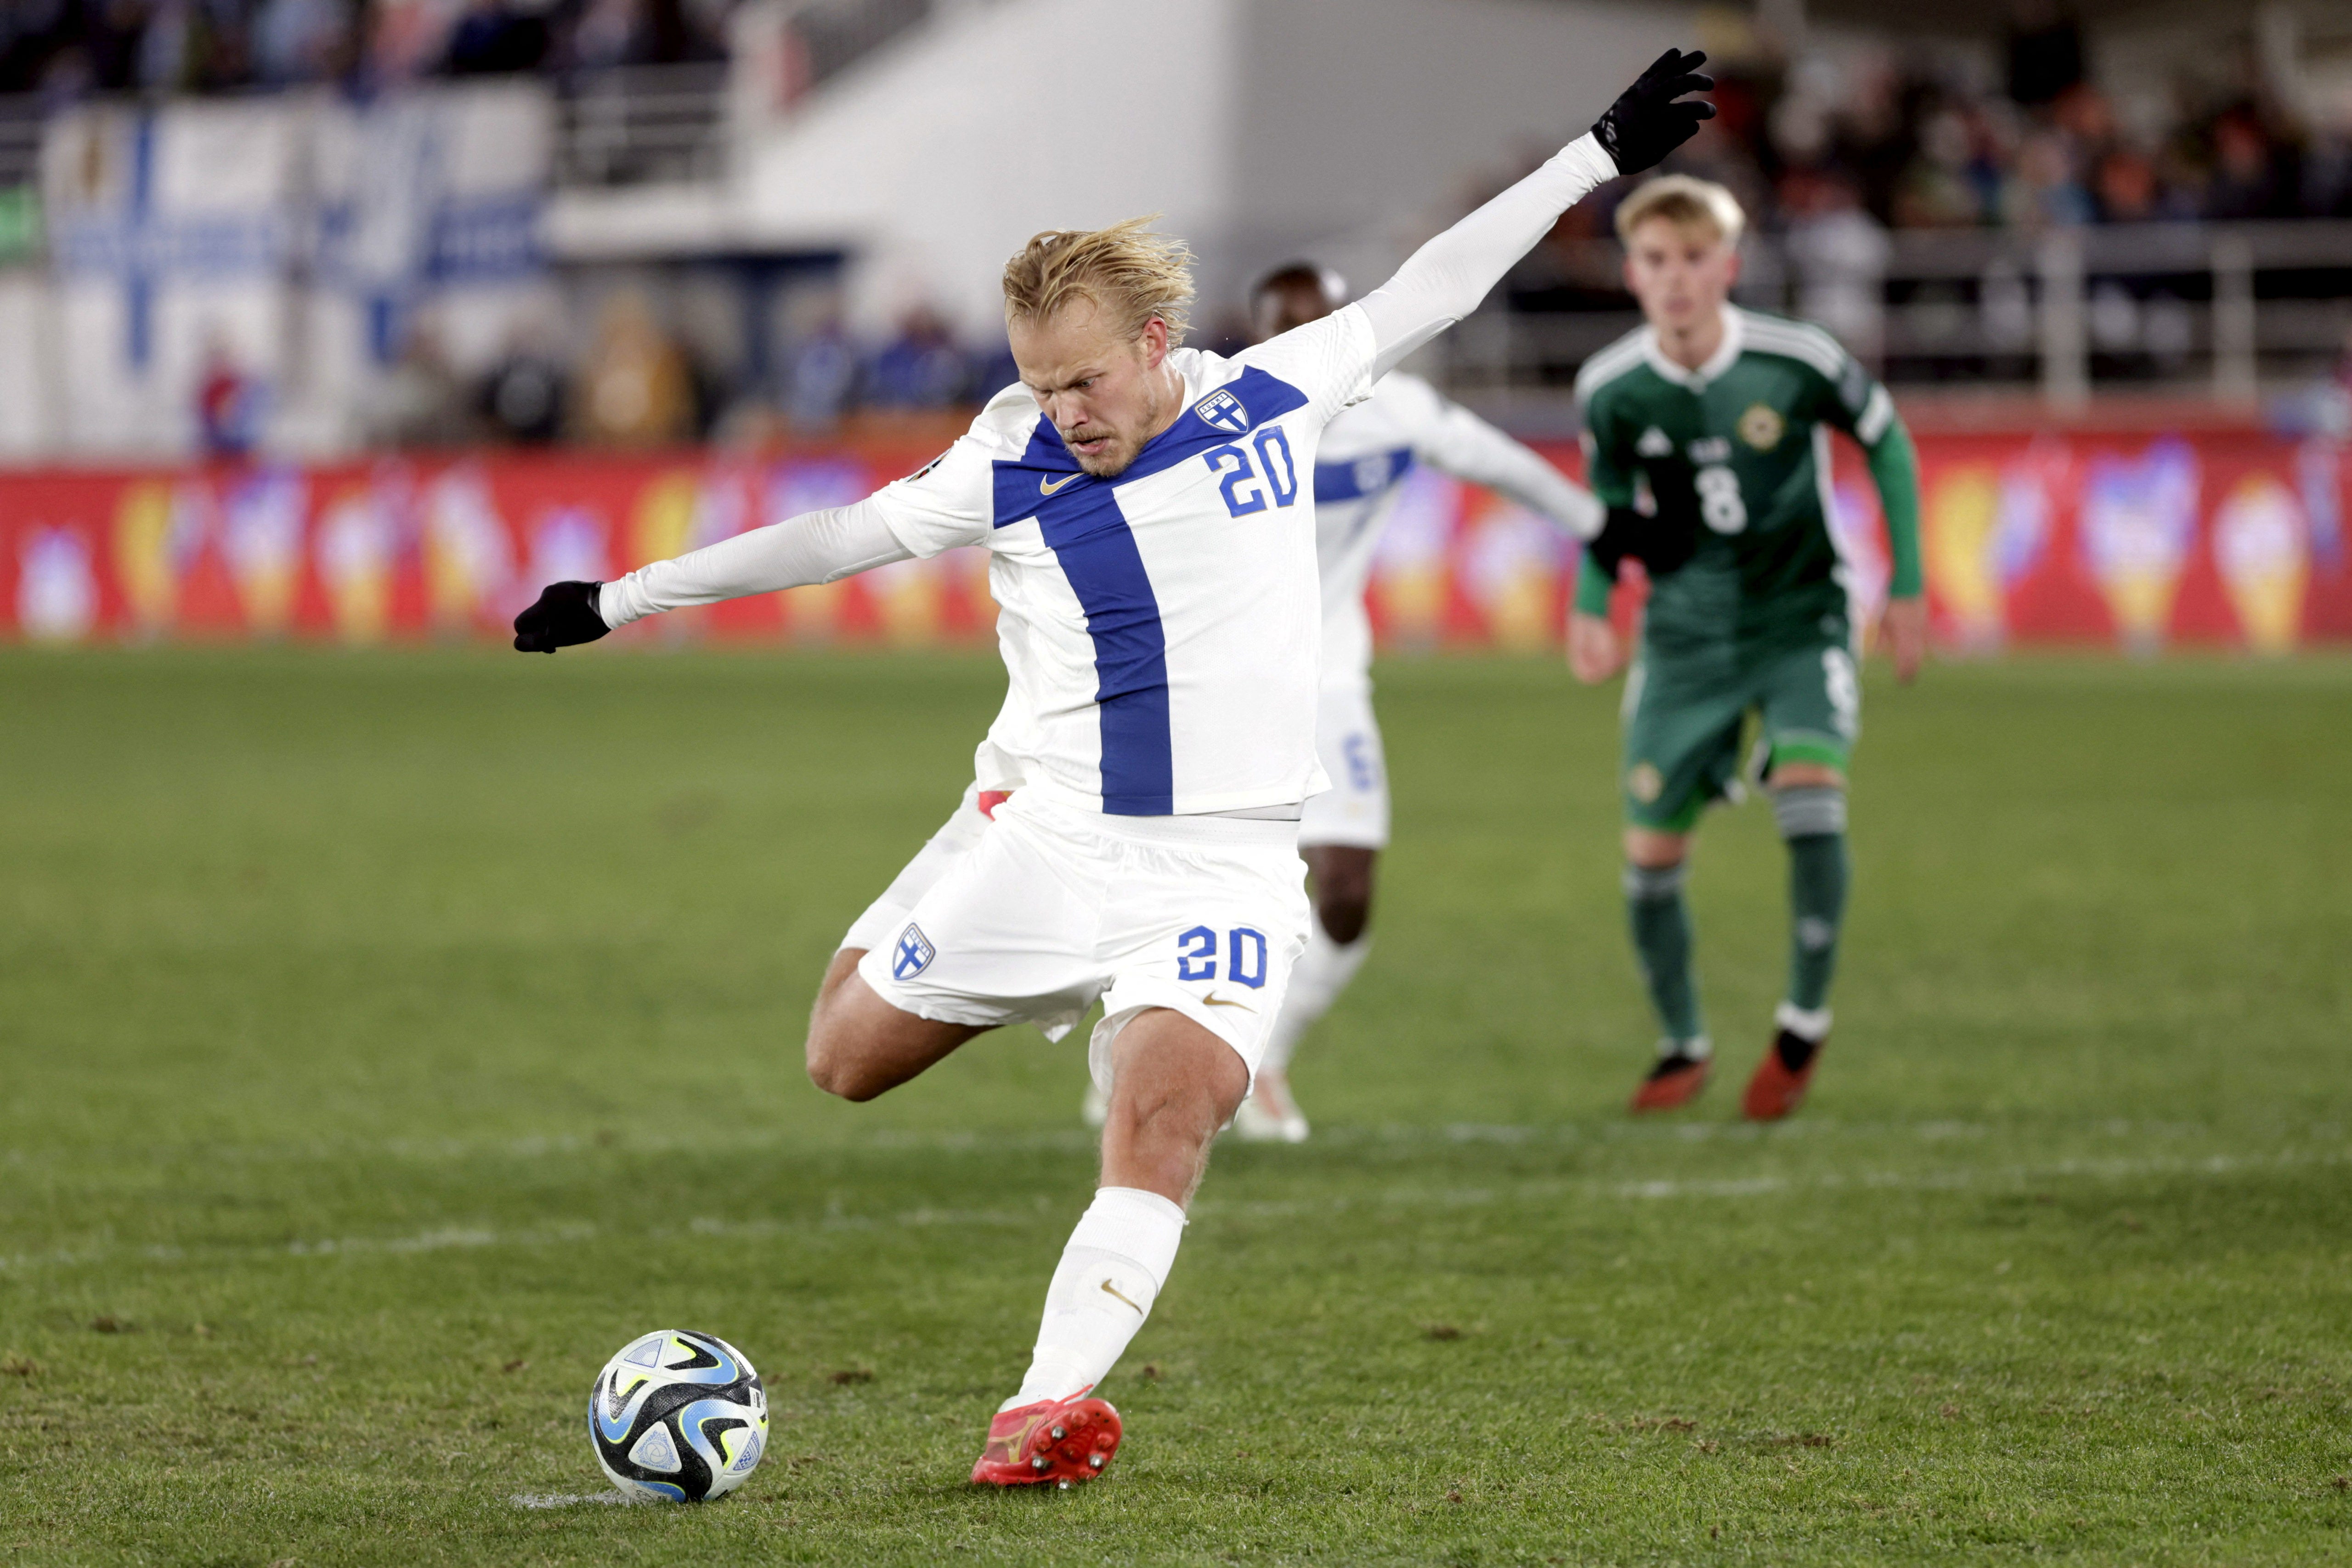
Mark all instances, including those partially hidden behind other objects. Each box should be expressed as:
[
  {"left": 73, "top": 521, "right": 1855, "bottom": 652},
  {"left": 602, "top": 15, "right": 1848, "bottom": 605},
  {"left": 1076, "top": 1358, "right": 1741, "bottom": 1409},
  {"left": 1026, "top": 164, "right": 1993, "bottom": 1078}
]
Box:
[{"left": 589, "top": 1330, "right": 768, "bottom": 1502}]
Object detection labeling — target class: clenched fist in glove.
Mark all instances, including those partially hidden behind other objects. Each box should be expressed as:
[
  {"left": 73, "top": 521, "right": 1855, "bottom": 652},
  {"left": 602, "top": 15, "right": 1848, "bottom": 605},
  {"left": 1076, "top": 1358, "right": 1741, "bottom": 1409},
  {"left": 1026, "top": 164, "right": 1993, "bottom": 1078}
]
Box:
[
  {"left": 1587, "top": 457, "right": 1703, "bottom": 583},
  {"left": 1592, "top": 49, "right": 1715, "bottom": 176},
  {"left": 513, "top": 580, "right": 610, "bottom": 653}
]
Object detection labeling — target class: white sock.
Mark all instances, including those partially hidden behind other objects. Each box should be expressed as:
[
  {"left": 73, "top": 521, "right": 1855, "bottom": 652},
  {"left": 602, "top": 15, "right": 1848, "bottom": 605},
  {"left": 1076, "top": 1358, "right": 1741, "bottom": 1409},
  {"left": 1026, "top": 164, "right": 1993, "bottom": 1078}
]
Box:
[
  {"left": 1006, "top": 1187, "right": 1186, "bottom": 1409},
  {"left": 1260, "top": 924, "right": 1372, "bottom": 1076},
  {"left": 1775, "top": 1001, "right": 1833, "bottom": 1042}
]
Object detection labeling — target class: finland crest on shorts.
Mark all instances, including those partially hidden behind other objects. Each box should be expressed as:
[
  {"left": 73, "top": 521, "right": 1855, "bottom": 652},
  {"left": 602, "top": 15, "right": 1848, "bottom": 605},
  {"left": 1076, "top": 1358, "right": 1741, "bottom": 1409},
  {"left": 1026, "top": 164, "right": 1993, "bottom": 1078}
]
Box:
[{"left": 892, "top": 923, "right": 936, "bottom": 980}]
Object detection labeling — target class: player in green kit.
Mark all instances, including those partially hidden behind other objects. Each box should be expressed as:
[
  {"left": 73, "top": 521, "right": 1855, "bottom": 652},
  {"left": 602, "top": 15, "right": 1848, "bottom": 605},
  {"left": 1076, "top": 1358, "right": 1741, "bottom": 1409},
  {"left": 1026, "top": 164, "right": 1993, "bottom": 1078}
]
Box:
[{"left": 1567, "top": 175, "right": 1926, "bottom": 1120}]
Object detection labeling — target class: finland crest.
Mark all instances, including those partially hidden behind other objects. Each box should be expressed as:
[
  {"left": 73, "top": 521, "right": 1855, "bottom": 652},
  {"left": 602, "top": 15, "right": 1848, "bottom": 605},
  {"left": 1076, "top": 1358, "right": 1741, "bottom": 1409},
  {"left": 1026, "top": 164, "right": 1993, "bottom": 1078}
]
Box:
[
  {"left": 1192, "top": 386, "right": 1251, "bottom": 435},
  {"left": 892, "top": 923, "right": 936, "bottom": 980}
]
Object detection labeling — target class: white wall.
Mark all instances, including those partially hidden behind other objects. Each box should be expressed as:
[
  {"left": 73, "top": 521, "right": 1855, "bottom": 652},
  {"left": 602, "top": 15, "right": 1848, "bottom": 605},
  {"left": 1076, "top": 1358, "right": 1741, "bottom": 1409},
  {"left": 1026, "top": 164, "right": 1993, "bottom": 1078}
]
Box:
[
  {"left": 735, "top": 0, "right": 1246, "bottom": 338},
  {"left": 0, "top": 270, "right": 61, "bottom": 459},
  {"left": 731, "top": 0, "right": 1697, "bottom": 341},
  {"left": 1216, "top": 0, "right": 1694, "bottom": 309}
]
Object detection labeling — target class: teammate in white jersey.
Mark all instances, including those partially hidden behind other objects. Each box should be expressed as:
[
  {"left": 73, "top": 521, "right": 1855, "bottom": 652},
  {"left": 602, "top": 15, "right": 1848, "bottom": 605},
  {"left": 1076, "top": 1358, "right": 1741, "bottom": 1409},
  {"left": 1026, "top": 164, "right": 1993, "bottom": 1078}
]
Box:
[
  {"left": 510, "top": 50, "right": 1713, "bottom": 1489},
  {"left": 1228, "top": 262, "right": 1606, "bottom": 1142}
]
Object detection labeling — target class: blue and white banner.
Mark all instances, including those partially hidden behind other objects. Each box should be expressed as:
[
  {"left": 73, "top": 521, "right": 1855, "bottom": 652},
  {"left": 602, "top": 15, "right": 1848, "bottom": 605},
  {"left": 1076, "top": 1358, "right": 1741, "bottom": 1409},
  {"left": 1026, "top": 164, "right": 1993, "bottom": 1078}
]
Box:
[
  {"left": 45, "top": 100, "right": 299, "bottom": 456},
  {"left": 40, "top": 84, "right": 553, "bottom": 459}
]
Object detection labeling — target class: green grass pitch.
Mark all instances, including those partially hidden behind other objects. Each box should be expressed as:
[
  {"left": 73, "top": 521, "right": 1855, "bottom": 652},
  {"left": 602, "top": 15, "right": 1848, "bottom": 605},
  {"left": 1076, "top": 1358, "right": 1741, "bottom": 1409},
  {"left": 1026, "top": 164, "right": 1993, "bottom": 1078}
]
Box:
[{"left": 2, "top": 647, "right": 2349, "bottom": 1566}]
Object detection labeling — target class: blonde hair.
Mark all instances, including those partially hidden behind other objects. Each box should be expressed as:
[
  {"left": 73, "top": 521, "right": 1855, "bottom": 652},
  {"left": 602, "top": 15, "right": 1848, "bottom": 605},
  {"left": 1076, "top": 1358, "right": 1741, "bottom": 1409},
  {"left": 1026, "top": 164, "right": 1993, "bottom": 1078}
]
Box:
[
  {"left": 1001, "top": 216, "right": 1196, "bottom": 344},
  {"left": 1613, "top": 175, "right": 1746, "bottom": 249}
]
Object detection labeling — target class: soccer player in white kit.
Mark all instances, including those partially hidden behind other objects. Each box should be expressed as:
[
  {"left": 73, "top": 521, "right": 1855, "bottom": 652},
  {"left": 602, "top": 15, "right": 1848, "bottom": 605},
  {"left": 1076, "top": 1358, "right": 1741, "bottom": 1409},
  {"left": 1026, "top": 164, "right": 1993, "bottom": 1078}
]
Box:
[
  {"left": 511, "top": 50, "right": 1713, "bottom": 1488},
  {"left": 1226, "top": 262, "right": 1606, "bottom": 1143}
]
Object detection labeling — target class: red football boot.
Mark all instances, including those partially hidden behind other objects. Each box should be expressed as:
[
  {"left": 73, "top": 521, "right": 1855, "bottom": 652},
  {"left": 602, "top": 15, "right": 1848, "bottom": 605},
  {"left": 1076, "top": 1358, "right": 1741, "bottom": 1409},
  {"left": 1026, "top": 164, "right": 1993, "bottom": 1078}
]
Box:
[
  {"left": 1629, "top": 1051, "right": 1710, "bottom": 1113},
  {"left": 1742, "top": 1029, "right": 1824, "bottom": 1121},
  {"left": 969, "top": 1394, "right": 1122, "bottom": 1488}
]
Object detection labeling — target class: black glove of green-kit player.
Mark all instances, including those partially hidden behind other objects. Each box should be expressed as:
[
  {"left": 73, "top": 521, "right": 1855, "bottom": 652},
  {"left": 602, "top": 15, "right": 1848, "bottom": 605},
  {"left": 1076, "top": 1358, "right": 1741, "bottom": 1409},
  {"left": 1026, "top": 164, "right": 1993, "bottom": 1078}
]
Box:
[
  {"left": 513, "top": 580, "right": 610, "bottom": 653},
  {"left": 1592, "top": 49, "right": 1715, "bottom": 175},
  {"left": 1589, "top": 459, "right": 1703, "bottom": 582}
]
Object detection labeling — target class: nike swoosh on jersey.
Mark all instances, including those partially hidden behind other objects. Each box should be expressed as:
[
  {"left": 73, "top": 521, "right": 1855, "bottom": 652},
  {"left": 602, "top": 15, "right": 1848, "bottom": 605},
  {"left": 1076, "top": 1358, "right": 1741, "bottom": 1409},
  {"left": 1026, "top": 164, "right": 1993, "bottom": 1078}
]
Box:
[
  {"left": 1201, "top": 992, "right": 1254, "bottom": 1011},
  {"left": 1039, "top": 473, "right": 1082, "bottom": 496}
]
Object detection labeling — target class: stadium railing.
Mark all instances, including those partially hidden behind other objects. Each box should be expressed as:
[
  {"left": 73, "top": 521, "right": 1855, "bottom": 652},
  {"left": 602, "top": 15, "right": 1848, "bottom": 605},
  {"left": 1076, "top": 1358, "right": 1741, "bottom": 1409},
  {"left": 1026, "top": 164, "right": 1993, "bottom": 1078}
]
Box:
[{"left": 1448, "top": 220, "right": 2352, "bottom": 411}]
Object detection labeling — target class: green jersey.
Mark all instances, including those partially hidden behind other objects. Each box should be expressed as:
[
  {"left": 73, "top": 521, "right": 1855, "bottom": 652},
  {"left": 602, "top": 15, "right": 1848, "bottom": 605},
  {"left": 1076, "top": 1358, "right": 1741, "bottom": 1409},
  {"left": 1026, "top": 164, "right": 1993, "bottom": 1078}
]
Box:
[{"left": 1573, "top": 306, "right": 1922, "bottom": 656}]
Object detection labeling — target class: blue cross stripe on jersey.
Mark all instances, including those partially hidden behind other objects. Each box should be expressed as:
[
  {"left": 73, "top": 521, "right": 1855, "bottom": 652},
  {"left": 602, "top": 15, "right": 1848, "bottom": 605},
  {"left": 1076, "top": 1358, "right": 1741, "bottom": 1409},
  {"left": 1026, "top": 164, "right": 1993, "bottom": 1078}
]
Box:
[
  {"left": 987, "top": 367, "right": 1312, "bottom": 816},
  {"left": 1313, "top": 446, "right": 1417, "bottom": 504}
]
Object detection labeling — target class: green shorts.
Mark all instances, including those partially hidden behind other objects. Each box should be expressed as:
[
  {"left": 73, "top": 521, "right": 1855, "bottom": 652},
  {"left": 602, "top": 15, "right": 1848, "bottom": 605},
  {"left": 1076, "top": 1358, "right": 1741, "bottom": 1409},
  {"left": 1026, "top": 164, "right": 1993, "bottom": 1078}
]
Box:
[{"left": 1620, "top": 635, "right": 1861, "bottom": 831}]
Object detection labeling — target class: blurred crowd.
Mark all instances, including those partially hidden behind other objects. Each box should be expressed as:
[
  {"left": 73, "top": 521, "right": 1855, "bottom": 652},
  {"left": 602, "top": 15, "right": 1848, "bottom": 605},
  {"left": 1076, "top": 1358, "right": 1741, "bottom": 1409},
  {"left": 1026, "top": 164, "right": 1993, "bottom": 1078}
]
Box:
[
  {"left": 1656, "top": 12, "right": 2352, "bottom": 235},
  {"left": 192, "top": 291, "right": 1021, "bottom": 457},
  {"left": 0, "top": 0, "right": 739, "bottom": 100}
]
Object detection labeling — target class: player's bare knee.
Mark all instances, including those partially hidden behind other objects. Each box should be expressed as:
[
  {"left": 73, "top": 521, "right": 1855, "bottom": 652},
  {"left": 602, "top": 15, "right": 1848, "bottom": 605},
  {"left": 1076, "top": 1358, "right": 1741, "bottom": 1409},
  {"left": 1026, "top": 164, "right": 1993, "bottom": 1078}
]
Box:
[
  {"left": 803, "top": 1024, "right": 873, "bottom": 1102},
  {"left": 1767, "top": 762, "right": 1845, "bottom": 794},
  {"left": 1308, "top": 847, "right": 1377, "bottom": 945},
  {"left": 1317, "top": 888, "right": 1372, "bottom": 945},
  {"left": 1623, "top": 827, "right": 1689, "bottom": 869}
]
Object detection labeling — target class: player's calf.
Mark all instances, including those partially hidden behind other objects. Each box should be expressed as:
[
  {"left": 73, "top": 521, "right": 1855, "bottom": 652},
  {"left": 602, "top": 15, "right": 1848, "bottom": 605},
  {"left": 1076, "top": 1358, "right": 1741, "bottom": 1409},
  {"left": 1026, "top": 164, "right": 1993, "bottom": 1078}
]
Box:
[{"left": 1743, "top": 779, "right": 1848, "bottom": 1121}]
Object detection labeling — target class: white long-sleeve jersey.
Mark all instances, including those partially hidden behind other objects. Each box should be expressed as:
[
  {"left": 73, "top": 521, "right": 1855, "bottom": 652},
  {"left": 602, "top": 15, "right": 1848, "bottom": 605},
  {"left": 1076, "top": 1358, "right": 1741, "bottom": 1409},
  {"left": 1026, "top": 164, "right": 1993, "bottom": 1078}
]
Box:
[
  {"left": 1312, "top": 372, "right": 1603, "bottom": 692},
  {"left": 596, "top": 134, "right": 1621, "bottom": 818}
]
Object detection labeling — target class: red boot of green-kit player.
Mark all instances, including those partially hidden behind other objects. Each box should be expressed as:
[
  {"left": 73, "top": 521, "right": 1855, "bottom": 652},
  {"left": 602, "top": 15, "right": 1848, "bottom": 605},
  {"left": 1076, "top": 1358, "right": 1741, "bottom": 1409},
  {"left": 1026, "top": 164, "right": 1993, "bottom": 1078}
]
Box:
[
  {"left": 1629, "top": 1047, "right": 1710, "bottom": 1113},
  {"left": 970, "top": 1394, "right": 1122, "bottom": 1488},
  {"left": 1742, "top": 1026, "right": 1825, "bottom": 1121}
]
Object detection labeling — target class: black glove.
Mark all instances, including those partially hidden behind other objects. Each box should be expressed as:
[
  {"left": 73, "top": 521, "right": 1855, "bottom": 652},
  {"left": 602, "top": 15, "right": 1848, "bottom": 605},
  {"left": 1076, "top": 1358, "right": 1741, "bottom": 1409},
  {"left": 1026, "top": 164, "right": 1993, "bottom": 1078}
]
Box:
[
  {"left": 1592, "top": 49, "right": 1714, "bottom": 176},
  {"left": 513, "top": 580, "right": 609, "bottom": 653},
  {"left": 1589, "top": 459, "right": 1702, "bottom": 581}
]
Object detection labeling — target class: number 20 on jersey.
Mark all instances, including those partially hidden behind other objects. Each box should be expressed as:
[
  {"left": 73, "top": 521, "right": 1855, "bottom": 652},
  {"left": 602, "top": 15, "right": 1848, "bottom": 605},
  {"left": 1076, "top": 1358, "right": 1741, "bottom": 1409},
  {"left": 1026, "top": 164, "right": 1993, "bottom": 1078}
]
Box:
[{"left": 1204, "top": 429, "right": 1299, "bottom": 517}]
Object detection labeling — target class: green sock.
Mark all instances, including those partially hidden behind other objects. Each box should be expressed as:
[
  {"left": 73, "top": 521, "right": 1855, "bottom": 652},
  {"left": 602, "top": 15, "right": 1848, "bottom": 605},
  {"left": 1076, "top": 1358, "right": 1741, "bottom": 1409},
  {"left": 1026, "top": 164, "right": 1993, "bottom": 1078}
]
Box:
[
  {"left": 1623, "top": 862, "right": 1703, "bottom": 1047},
  {"left": 1776, "top": 787, "right": 1850, "bottom": 1014}
]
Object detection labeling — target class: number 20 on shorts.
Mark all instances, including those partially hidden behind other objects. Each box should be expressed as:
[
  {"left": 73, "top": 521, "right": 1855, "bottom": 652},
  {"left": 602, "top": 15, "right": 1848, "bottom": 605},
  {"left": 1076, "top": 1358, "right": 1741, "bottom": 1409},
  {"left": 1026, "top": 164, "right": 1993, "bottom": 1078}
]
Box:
[{"left": 1176, "top": 926, "right": 1270, "bottom": 987}]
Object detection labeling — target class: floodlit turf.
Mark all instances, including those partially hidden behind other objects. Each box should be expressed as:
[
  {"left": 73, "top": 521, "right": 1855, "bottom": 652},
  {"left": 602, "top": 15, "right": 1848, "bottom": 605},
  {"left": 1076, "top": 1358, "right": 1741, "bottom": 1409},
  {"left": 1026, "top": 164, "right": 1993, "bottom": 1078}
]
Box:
[{"left": 2, "top": 647, "right": 2350, "bottom": 1566}]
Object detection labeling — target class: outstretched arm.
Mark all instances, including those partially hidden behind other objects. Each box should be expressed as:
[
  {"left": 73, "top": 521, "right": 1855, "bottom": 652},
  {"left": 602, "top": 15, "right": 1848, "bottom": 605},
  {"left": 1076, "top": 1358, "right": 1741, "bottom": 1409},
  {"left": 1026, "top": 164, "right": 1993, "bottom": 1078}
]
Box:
[
  {"left": 599, "top": 500, "right": 911, "bottom": 626},
  {"left": 1417, "top": 397, "right": 1605, "bottom": 539},
  {"left": 512, "top": 499, "right": 912, "bottom": 651},
  {"left": 1356, "top": 49, "right": 1713, "bottom": 376}
]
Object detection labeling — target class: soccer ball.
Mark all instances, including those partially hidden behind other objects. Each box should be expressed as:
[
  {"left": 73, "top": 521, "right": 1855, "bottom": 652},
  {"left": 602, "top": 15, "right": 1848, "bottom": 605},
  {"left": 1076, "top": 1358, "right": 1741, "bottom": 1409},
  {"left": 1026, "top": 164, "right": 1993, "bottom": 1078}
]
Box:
[{"left": 588, "top": 1330, "right": 768, "bottom": 1502}]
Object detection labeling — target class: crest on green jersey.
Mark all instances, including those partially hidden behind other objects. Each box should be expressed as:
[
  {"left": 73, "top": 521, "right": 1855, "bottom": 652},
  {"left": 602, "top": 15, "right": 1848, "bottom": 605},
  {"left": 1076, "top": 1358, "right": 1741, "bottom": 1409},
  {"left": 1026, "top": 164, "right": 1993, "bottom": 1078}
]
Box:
[{"left": 1739, "top": 402, "right": 1786, "bottom": 451}]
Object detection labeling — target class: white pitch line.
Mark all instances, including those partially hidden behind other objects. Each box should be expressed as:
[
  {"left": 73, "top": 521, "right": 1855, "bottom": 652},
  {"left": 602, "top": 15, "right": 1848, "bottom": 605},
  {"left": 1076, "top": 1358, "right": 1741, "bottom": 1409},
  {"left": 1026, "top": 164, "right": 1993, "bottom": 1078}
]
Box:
[
  {"left": 6, "top": 1114, "right": 2311, "bottom": 1172},
  {"left": 2, "top": 1143, "right": 2342, "bottom": 1279}
]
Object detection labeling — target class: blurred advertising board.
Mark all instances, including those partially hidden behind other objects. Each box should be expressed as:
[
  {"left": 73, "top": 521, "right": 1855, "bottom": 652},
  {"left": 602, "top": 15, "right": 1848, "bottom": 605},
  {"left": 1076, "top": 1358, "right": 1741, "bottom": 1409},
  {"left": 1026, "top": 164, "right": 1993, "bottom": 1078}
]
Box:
[{"left": 3, "top": 430, "right": 2347, "bottom": 652}]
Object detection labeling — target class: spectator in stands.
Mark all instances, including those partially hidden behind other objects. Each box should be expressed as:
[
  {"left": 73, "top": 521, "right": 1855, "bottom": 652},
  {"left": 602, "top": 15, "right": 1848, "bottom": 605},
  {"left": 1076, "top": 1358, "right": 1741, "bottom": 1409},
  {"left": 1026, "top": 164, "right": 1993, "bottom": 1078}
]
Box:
[
  {"left": 478, "top": 312, "right": 570, "bottom": 445},
  {"left": 2005, "top": 0, "right": 2085, "bottom": 111},
  {"left": 566, "top": 0, "right": 647, "bottom": 69},
  {"left": 2092, "top": 140, "right": 2161, "bottom": 224},
  {"left": 865, "top": 305, "right": 968, "bottom": 410},
  {"left": 365, "top": 0, "right": 459, "bottom": 85},
  {"left": 196, "top": 331, "right": 264, "bottom": 459},
  {"left": 968, "top": 337, "right": 1021, "bottom": 398},
  {"left": 364, "top": 315, "right": 476, "bottom": 449},
  {"left": 782, "top": 301, "right": 858, "bottom": 433},
  {"left": 2205, "top": 106, "right": 2290, "bottom": 221},
  {"left": 1784, "top": 170, "right": 1890, "bottom": 366},
  {"left": 2004, "top": 129, "right": 2095, "bottom": 228},
  {"left": 254, "top": 0, "right": 351, "bottom": 85},
  {"left": 441, "top": 0, "right": 548, "bottom": 77},
  {"left": 574, "top": 289, "right": 694, "bottom": 448}
]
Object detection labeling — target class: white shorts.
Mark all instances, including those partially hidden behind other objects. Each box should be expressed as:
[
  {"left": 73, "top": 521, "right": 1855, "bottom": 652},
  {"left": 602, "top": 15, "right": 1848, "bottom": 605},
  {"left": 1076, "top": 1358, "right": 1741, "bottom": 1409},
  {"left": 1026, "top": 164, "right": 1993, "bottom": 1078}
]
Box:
[
  {"left": 1297, "top": 684, "right": 1389, "bottom": 850},
  {"left": 844, "top": 788, "right": 1310, "bottom": 1093}
]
